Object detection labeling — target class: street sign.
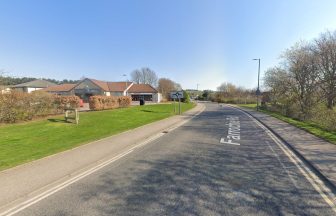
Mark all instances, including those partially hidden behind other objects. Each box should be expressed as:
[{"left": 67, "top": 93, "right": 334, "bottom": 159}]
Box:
[{"left": 170, "top": 91, "right": 184, "bottom": 99}]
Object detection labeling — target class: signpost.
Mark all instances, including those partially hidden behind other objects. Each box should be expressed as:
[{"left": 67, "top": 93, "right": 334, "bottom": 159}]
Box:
[
  {"left": 64, "top": 108, "right": 79, "bottom": 124},
  {"left": 170, "top": 91, "right": 184, "bottom": 115}
]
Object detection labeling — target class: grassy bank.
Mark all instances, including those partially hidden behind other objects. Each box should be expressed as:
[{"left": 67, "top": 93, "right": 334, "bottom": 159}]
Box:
[
  {"left": 237, "top": 103, "right": 336, "bottom": 145},
  {"left": 0, "top": 103, "right": 195, "bottom": 171}
]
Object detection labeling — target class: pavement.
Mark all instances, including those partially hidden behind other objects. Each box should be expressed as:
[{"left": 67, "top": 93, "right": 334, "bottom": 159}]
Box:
[
  {"left": 236, "top": 105, "right": 336, "bottom": 189},
  {"left": 0, "top": 102, "right": 336, "bottom": 215}
]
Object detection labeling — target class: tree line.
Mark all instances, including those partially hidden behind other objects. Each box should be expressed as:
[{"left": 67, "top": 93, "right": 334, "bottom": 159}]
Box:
[
  {"left": 215, "top": 82, "right": 256, "bottom": 104},
  {"left": 264, "top": 30, "right": 336, "bottom": 130},
  {"left": 0, "top": 75, "right": 79, "bottom": 86}
]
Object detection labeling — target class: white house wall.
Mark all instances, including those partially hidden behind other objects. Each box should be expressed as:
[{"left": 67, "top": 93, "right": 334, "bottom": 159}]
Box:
[
  {"left": 153, "top": 93, "right": 162, "bottom": 103},
  {"left": 27, "top": 87, "right": 43, "bottom": 93}
]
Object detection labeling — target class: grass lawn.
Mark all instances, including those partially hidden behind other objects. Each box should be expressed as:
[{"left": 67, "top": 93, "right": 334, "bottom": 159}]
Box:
[
  {"left": 0, "top": 103, "right": 195, "bottom": 171},
  {"left": 236, "top": 103, "right": 336, "bottom": 145}
]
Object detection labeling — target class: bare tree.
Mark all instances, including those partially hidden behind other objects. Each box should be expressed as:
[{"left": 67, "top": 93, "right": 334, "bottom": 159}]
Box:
[
  {"left": 130, "top": 69, "right": 142, "bottom": 84},
  {"left": 313, "top": 30, "right": 336, "bottom": 109},
  {"left": 217, "top": 82, "right": 237, "bottom": 97},
  {"left": 264, "top": 66, "right": 294, "bottom": 115},
  {"left": 158, "top": 78, "right": 180, "bottom": 99},
  {"left": 130, "top": 67, "right": 158, "bottom": 86},
  {"left": 283, "top": 42, "right": 320, "bottom": 120}
]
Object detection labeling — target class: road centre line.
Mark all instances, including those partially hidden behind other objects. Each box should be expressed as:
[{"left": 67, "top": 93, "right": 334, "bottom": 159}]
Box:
[
  {"left": 0, "top": 104, "right": 205, "bottom": 216},
  {"left": 227, "top": 105, "right": 336, "bottom": 213}
]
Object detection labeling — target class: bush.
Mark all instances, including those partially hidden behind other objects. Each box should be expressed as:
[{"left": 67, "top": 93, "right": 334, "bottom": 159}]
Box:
[
  {"left": 89, "top": 96, "right": 131, "bottom": 111},
  {"left": 0, "top": 91, "right": 57, "bottom": 123},
  {"left": 0, "top": 91, "right": 26, "bottom": 123},
  {"left": 311, "top": 105, "right": 336, "bottom": 131},
  {"left": 54, "top": 95, "right": 80, "bottom": 113},
  {"left": 181, "top": 90, "right": 191, "bottom": 103},
  {"left": 28, "top": 91, "right": 55, "bottom": 118},
  {"left": 118, "top": 96, "right": 132, "bottom": 108}
]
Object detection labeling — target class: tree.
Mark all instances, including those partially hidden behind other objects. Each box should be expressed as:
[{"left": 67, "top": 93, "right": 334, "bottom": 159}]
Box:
[
  {"left": 182, "top": 90, "right": 190, "bottom": 103},
  {"left": 130, "top": 67, "right": 158, "bottom": 86},
  {"left": 283, "top": 42, "right": 320, "bottom": 120},
  {"left": 264, "top": 66, "right": 294, "bottom": 114},
  {"left": 158, "top": 78, "right": 179, "bottom": 99},
  {"left": 313, "top": 30, "right": 336, "bottom": 109}
]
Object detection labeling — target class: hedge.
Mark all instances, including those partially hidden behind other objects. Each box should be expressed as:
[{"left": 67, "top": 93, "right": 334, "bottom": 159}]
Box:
[
  {"left": 54, "top": 95, "right": 81, "bottom": 113},
  {"left": 89, "top": 95, "right": 132, "bottom": 111},
  {"left": 118, "top": 96, "right": 132, "bottom": 108},
  {"left": 0, "top": 91, "right": 80, "bottom": 123}
]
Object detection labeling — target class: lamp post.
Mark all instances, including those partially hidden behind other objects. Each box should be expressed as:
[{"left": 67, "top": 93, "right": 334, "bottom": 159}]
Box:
[{"left": 252, "top": 58, "right": 261, "bottom": 111}]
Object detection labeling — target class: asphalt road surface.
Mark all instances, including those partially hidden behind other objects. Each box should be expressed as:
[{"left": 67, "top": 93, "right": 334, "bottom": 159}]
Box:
[{"left": 16, "top": 103, "right": 335, "bottom": 216}]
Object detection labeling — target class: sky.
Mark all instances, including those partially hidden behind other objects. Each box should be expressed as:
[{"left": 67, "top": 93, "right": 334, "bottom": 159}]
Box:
[{"left": 1, "top": 0, "right": 336, "bottom": 90}]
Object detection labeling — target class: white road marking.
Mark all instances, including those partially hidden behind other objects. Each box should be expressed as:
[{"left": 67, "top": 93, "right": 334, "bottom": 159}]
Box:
[
  {"left": 227, "top": 105, "right": 336, "bottom": 213},
  {"left": 220, "top": 138, "right": 240, "bottom": 145},
  {"left": 0, "top": 104, "right": 206, "bottom": 216},
  {"left": 265, "top": 140, "right": 298, "bottom": 188},
  {"left": 0, "top": 149, "right": 133, "bottom": 216},
  {"left": 222, "top": 115, "right": 241, "bottom": 145}
]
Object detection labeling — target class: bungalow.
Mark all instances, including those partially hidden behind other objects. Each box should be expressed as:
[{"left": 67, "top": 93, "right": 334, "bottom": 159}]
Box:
[
  {"left": 12, "top": 79, "right": 56, "bottom": 93},
  {"left": 43, "top": 78, "right": 161, "bottom": 103},
  {"left": 128, "top": 84, "right": 160, "bottom": 102}
]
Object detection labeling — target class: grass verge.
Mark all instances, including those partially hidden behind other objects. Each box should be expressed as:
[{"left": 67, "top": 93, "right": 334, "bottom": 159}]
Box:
[
  {"left": 237, "top": 103, "right": 336, "bottom": 145},
  {"left": 0, "top": 103, "right": 195, "bottom": 171}
]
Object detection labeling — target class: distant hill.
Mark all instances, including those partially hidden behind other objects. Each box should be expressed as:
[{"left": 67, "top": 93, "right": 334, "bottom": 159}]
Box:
[{"left": 0, "top": 76, "right": 79, "bottom": 86}]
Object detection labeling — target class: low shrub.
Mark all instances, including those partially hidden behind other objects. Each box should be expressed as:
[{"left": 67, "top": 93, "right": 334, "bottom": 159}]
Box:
[
  {"left": 118, "top": 96, "right": 132, "bottom": 108},
  {"left": 54, "top": 95, "right": 80, "bottom": 113},
  {"left": 0, "top": 91, "right": 27, "bottom": 123},
  {"left": 89, "top": 95, "right": 132, "bottom": 110},
  {"left": 28, "top": 91, "right": 55, "bottom": 117},
  {"left": 181, "top": 90, "right": 191, "bottom": 103},
  {"left": 0, "top": 92, "right": 80, "bottom": 123},
  {"left": 311, "top": 106, "right": 336, "bottom": 131}
]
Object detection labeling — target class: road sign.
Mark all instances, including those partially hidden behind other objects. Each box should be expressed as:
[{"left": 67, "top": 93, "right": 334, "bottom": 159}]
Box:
[{"left": 170, "top": 91, "right": 184, "bottom": 99}]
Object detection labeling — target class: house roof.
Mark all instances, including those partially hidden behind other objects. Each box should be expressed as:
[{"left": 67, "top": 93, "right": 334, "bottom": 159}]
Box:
[
  {"left": 89, "top": 79, "right": 110, "bottom": 91},
  {"left": 43, "top": 84, "right": 76, "bottom": 92},
  {"left": 13, "top": 79, "right": 56, "bottom": 88},
  {"left": 86, "top": 78, "right": 132, "bottom": 92},
  {"left": 107, "top": 82, "right": 133, "bottom": 92},
  {"left": 41, "top": 78, "right": 158, "bottom": 94},
  {"left": 128, "top": 84, "right": 158, "bottom": 93}
]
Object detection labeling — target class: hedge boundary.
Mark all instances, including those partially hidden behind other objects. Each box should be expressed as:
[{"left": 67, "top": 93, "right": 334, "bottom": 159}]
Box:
[{"left": 89, "top": 95, "right": 132, "bottom": 111}]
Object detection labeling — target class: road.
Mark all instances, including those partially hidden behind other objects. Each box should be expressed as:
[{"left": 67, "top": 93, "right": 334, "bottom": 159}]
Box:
[{"left": 15, "top": 103, "right": 335, "bottom": 215}]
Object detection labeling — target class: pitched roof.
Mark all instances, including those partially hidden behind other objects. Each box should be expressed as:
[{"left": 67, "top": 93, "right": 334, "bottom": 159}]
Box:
[
  {"left": 89, "top": 79, "right": 110, "bottom": 91},
  {"left": 43, "top": 84, "right": 76, "bottom": 92},
  {"left": 13, "top": 79, "right": 57, "bottom": 88},
  {"left": 107, "top": 82, "right": 133, "bottom": 92},
  {"left": 87, "top": 79, "right": 132, "bottom": 92},
  {"left": 38, "top": 78, "right": 158, "bottom": 94},
  {"left": 128, "top": 84, "right": 158, "bottom": 93}
]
